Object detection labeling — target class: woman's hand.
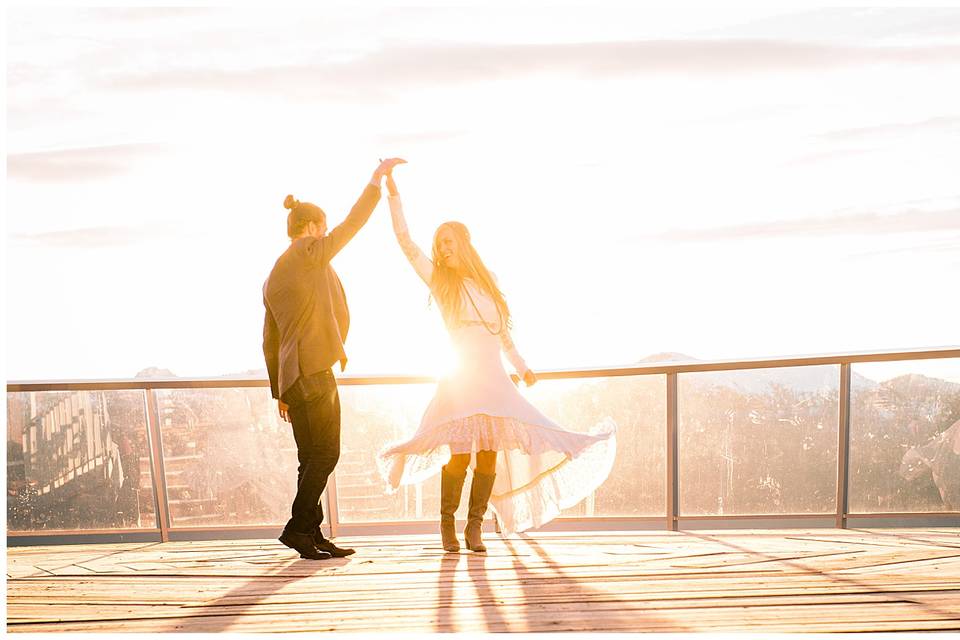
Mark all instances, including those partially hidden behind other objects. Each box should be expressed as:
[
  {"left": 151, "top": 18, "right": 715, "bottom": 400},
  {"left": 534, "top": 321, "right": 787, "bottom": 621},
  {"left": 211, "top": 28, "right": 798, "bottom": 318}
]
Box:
[
  {"left": 385, "top": 157, "right": 406, "bottom": 175},
  {"left": 523, "top": 370, "right": 538, "bottom": 387},
  {"left": 374, "top": 157, "right": 406, "bottom": 182}
]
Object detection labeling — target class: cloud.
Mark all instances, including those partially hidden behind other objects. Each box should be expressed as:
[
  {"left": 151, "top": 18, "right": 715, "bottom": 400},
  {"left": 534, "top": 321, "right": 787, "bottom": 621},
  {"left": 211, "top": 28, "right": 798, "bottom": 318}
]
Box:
[
  {"left": 702, "top": 7, "right": 960, "bottom": 41},
  {"left": 817, "top": 116, "right": 960, "bottom": 141},
  {"left": 375, "top": 130, "right": 466, "bottom": 146},
  {"left": 98, "top": 39, "right": 960, "bottom": 98},
  {"left": 7, "top": 143, "right": 164, "bottom": 182},
  {"left": 80, "top": 8, "right": 220, "bottom": 21},
  {"left": 851, "top": 234, "right": 960, "bottom": 258},
  {"left": 779, "top": 116, "right": 960, "bottom": 167},
  {"left": 11, "top": 224, "right": 179, "bottom": 249},
  {"left": 6, "top": 102, "right": 93, "bottom": 132},
  {"left": 781, "top": 146, "right": 881, "bottom": 167},
  {"left": 648, "top": 207, "right": 960, "bottom": 242},
  {"left": 687, "top": 103, "right": 804, "bottom": 126}
]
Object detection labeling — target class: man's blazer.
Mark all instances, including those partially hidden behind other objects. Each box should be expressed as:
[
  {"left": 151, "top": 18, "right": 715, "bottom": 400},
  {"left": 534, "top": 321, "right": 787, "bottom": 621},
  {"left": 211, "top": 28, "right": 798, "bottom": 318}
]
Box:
[{"left": 263, "top": 183, "right": 381, "bottom": 401}]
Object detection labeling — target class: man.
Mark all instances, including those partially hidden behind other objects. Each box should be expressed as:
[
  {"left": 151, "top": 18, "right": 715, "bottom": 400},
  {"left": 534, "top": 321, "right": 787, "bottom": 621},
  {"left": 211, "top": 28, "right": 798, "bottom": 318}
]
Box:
[{"left": 263, "top": 157, "right": 404, "bottom": 560}]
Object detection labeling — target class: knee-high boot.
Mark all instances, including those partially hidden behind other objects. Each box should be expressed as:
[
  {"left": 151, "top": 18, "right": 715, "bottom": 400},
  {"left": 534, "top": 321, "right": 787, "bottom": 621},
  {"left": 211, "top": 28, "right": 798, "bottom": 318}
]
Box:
[
  {"left": 464, "top": 471, "right": 496, "bottom": 552},
  {"left": 440, "top": 465, "right": 466, "bottom": 552}
]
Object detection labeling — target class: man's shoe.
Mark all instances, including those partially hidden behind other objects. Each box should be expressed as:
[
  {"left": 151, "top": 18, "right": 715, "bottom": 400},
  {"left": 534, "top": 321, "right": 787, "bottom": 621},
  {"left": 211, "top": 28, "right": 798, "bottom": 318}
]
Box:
[
  {"left": 279, "top": 530, "right": 332, "bottom": 560},
  {"left": 313, "top": 533, "right": 355, "bottom": 557}
]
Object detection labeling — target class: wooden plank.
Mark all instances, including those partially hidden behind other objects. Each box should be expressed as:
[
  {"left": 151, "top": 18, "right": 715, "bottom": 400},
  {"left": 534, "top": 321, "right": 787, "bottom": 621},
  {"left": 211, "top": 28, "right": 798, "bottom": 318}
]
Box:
[
  {"left": 10, "top": 578, "right": 959, "bottom": 607},
  {"left": 3, "top": 597, "right": 949, "bottom": 627},
  {"left": 8, "top": 602, "right": 960, "bottom": 634},
  {"left": 10, "top": 573, "right": 959, "bottom": 602}
]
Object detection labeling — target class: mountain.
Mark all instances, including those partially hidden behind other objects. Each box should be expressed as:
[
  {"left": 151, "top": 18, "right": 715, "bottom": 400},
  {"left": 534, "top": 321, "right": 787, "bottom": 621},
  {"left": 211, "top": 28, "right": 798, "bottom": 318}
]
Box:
[
  {"left": 637, "top": 352, "right": 702, "bottom": 364},
  {"left": 881, "top": 373, "right": 960, "bottom": 394},
  {"left": 134, "top": 367, "right": 177, "bottom": 378},
  {"left": 221, "top": 368, "right": 269, "bottom": 379}
]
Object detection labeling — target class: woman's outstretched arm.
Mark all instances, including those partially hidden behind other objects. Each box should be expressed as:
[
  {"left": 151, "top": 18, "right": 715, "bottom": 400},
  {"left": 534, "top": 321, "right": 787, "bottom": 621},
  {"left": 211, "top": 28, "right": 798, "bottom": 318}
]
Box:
[
  {"left": 499, "top": 325, "right": 538, "bottom": 386},
  {"left": 386, "top": 171, "right": 433, "bottom": 285}
]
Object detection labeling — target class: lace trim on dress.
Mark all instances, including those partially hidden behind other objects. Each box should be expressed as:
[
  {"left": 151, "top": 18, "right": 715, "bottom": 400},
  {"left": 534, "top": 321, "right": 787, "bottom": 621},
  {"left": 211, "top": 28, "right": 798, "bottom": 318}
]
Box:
[
  {"left": 426, "top": 413, "right": 549, "bottom": 452},
  {"left": 378, "top": 413, "right": 614, "bottom": 488},
  {"left": 378, "top": 414, "right": 617, "bottom": 532},
  {"left": 454, "top": 319, "right": 501, "bottom": 331}
]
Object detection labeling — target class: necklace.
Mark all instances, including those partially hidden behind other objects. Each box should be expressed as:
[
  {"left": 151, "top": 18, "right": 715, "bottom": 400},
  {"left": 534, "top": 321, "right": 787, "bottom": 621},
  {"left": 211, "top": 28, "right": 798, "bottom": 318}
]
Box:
[{"left": 460, "top": 280, "right": 504, "bottom": 336}]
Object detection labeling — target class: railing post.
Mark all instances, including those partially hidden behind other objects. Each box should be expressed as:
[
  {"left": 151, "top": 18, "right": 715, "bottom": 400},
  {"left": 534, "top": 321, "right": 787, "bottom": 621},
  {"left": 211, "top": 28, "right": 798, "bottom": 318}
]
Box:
[
  {"left": 666, "top": 373, "right": 679, "bottom": 531},
  {"left": 324, "top": 474, "right": 340, "bottom": 539},
  {"left": 144, "top": 388, "right": 171, "bottom": 542},
  {"left": 415, "top": 483, "right": 423, "bottom": 519},
  {"left": 836, "top": 363, "right": 852, "bottom": 529}
]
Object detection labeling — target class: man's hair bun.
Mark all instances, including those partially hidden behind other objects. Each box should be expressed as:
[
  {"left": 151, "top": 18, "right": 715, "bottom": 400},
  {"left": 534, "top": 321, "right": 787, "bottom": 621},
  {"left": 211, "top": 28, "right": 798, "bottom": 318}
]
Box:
[{"left": 283, "top": 195, "right": 300, "bottom": 210}]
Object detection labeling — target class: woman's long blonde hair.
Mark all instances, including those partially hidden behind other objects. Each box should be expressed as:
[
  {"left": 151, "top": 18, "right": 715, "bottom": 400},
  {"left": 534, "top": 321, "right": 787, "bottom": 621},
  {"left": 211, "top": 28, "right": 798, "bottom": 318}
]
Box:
[{"left": 429, "top": 221, "right": 511, "bottom": 331}]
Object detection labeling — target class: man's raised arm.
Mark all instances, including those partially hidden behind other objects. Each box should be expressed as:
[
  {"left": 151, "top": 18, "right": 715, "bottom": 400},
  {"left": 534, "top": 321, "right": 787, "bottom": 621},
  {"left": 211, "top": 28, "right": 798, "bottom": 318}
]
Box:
[{"left": 314, "top": 158, "right": 406, "bottom": 263}]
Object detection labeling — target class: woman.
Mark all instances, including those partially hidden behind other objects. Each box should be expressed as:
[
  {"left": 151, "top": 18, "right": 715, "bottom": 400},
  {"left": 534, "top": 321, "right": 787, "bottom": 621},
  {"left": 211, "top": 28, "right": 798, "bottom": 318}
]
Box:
[{"left": 378, "top": 163, "right": 616, "bottom": 552}]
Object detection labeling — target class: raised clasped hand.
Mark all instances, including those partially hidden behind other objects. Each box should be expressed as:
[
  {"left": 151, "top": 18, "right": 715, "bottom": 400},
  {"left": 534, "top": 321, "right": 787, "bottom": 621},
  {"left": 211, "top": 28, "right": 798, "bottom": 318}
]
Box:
[{"left": 376, "top": 157, "right": 407, "bottom": 178}]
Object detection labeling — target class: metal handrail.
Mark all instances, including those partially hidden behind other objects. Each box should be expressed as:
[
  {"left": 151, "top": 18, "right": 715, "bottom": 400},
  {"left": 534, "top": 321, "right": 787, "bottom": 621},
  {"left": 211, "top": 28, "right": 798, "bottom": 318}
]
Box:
[{"left": 8, "top": 346, "right": 960, "bottom": 391}]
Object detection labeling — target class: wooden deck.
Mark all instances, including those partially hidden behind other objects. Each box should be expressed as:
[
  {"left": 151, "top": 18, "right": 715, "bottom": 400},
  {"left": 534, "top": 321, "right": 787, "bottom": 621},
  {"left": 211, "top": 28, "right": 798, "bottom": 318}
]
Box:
[{"left": 7, "top": 528, "right": 960, "bottom": 632}]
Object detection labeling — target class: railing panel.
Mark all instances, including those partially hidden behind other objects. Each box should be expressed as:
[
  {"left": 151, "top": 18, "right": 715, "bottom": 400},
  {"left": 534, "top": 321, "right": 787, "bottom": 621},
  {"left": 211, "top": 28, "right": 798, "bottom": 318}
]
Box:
[
  {"left": 525, "top": 375, "right": 667, "bottom": 517},
  {"left": 153, "top": 387, "right": 297, "bottom": 527},
  {"left": 848, "top": 358, "right": 960, "bottom": 513},
  {"left": 6, "top": 390, "right": 157, "bottom": 532},
  {"left": 7, "top": 347, "right": 959, "bottom": 542},
  {"left": 337, "top": 383, "right": 444, "bottom": 523},
  {"left": 678, "top": 365, "right": 840, "bottom": 516}
]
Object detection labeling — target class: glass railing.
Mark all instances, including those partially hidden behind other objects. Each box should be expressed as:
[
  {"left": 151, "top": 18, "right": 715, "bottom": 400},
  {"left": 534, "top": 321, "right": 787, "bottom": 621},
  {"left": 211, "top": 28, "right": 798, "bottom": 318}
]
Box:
[
  {"left": 678, "top": 364, "right": 840, "bottom": 516},
  {"left": 7, "top": 347, "right": 959, "bottom": 544}
]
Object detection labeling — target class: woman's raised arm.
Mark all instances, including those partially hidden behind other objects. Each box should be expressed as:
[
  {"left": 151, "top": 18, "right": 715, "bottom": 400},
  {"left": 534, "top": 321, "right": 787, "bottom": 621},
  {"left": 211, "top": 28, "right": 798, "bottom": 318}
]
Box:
[{"left": 387, "top": 169, "right": 433, "bottom": 285}]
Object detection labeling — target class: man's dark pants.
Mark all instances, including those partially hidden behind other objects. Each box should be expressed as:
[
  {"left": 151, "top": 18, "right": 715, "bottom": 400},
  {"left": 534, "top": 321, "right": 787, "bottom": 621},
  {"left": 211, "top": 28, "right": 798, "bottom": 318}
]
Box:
[{"left": 282, "top": 369, "right": 340, "bottom": 536}]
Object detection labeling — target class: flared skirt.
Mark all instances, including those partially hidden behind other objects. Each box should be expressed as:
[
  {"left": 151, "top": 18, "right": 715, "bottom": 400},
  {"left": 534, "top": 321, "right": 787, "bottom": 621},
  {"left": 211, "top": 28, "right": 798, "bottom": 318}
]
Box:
[{"left": 378, "top": 328, "right": 616, "bottom": 533}]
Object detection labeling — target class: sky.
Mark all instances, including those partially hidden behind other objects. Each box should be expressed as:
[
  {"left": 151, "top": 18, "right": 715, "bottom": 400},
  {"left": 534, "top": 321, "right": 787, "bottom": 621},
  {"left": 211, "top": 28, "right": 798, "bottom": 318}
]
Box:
[{"left": 5, "top": 5, "right": 960, "bottom": 382}]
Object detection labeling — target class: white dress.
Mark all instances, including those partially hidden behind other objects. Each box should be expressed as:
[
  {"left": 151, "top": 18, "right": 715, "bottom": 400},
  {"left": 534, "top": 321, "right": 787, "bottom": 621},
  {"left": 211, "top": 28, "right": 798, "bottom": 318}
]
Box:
[{"left": 378, "top": 194, "right": 616, "bottom": 533}]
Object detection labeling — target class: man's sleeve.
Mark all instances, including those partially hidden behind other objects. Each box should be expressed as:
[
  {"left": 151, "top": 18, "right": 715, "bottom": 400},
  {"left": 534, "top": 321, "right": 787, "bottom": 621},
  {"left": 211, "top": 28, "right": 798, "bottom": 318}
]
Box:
[
  {"left": 262, "top": 299, "right": 281, "bottom": 400},
  {"left": 305, "top": 182, "right": 382, "bottom": 264}
]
